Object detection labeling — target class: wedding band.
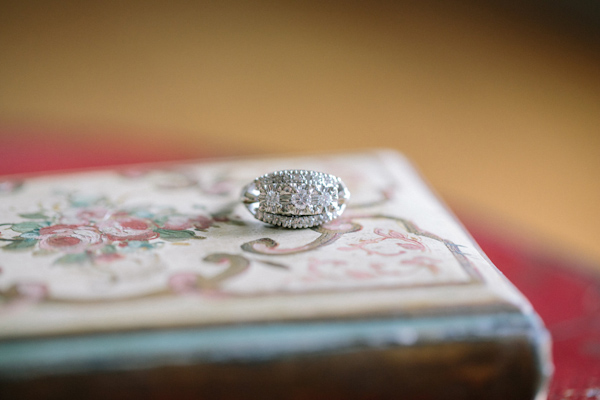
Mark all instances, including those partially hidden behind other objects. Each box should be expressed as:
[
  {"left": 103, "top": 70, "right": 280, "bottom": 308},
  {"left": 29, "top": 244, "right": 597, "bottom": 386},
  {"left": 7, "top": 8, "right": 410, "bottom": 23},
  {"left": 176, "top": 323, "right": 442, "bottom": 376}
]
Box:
[{"left": 241, "top": 170, "right": 350, "bottom": 228}]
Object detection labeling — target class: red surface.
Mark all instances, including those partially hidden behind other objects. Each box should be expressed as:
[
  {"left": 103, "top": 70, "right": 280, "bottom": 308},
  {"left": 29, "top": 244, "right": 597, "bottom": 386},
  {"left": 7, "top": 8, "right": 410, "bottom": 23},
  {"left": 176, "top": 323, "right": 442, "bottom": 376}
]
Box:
[
  {"left": 0, "top": 126, "right": 211, "bottom": 175},
  {"left": 1, "top": 128, "right": 600, "bottom": 399}
]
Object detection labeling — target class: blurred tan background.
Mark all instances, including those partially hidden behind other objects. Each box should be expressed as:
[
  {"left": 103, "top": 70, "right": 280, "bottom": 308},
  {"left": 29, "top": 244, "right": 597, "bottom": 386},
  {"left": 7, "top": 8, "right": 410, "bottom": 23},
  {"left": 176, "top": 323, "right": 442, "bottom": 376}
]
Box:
[{"left": 1, "top": 1, "right": 599, "bottom": 264}]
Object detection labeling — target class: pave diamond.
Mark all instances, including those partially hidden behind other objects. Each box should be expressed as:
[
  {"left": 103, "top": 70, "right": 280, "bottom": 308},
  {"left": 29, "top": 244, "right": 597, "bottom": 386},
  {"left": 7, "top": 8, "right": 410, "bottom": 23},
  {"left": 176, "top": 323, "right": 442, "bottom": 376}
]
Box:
[
  {"left": 291, "top": 189, "right": 311, "bottom": 210},
  {"left": 265, "top": 190, "right": 279, "bottom": 207},
  {"left": 318, "top": 191, "right": 333, "bottom": 208},
  {"left": 242, "top": 169, "right": 350, "bottom": 228}
]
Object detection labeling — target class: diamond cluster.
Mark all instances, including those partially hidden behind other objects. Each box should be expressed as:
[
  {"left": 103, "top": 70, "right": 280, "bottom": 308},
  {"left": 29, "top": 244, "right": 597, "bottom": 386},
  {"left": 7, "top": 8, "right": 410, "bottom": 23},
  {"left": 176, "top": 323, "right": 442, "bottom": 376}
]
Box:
[{"left": 241, "top": 170, "right": 350, "bottom": 229}]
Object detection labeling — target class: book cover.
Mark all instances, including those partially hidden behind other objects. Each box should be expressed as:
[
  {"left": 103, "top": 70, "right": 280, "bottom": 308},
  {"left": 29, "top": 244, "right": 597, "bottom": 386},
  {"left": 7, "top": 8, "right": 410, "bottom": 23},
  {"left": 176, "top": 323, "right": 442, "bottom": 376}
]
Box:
[{"left": 0, "top": 149, "right": 551, "bottom": 399}]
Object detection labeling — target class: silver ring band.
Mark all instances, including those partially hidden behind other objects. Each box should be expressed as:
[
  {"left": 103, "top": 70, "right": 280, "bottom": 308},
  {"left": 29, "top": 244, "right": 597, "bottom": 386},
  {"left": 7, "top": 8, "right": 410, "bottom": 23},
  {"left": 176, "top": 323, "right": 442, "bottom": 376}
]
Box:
[{"left": 241, "top": 170, "right": 350, "bottom": 228}]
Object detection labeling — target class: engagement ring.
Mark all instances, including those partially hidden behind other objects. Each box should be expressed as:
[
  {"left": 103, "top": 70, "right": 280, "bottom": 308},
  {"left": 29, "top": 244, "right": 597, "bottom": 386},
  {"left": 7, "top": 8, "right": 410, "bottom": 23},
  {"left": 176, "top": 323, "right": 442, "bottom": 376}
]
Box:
[{"left": 241, "top": 170, "right": 350, "bottom": 228}]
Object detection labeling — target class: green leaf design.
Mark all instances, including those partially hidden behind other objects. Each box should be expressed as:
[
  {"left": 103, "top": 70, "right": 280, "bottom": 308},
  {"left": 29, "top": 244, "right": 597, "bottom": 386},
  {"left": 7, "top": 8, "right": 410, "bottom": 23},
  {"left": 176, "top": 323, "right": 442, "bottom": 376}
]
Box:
[
  {"left": 152, "top": 216, "right": 169, "bottom": 226},
  {"left": 101, "top": 244, "right": 117, "bottom": 254},
  {"left": 2, "top": 239, "right": 37, "bottom": 251},
  {"left": 20, "top": 231, "right": 40, "bottom": 239},
  {"left": 11, "top": 221, "right": 44, "bottom": 233},
  {"left": 18, "top": 212, "right": 49, "bottom": 219},
  {"left": 55, "top": 253, "right": 91, "bottom": 265},
  {"left": 155, "top": 228, "right": 197, "bottom": 241}
]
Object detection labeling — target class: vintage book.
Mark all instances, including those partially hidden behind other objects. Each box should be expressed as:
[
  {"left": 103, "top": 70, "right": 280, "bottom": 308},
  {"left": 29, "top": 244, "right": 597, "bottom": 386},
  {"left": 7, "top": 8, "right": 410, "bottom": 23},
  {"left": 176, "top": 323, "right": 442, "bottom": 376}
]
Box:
[{"left": 0, "top": 149, "right": 551, "bottom": 399}]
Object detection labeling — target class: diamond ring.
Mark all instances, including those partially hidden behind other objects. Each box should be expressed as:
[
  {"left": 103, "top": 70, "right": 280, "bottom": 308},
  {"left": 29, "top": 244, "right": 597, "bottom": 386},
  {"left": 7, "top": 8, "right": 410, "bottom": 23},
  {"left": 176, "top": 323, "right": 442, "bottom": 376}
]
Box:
[{"left": 241, "top": 170, "right": 350, "bottom": 228}]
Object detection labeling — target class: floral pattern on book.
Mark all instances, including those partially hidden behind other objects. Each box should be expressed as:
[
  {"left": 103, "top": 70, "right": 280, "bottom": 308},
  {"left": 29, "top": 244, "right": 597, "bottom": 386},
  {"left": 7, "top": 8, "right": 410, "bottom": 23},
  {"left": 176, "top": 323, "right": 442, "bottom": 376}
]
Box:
[
  {"left": 298, "top": 255, "right": 442, "bottom": 283},
  {"left": 338, "top": 228, "right": 426, "bottom": 256},
  {"left": 0, "top": 194, "right": 211, "bottom": 266},
  {"left": 0, "top": 161, "right": 481, "bottom": 309}
]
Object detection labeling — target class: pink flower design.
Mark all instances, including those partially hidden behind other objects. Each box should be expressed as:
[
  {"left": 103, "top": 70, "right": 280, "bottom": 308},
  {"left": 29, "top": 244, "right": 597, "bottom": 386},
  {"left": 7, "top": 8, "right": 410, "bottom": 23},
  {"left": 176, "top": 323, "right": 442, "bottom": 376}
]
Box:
[
  {"left": 60, "top": 206, "right": 108, "bottom": 224},
  {"left": 169, "top": 272, "right": 199, "bottom": 294},
  {"left": 400, "top": 256, "right": 441, "bottom": 274},
  {"left": 364, "top": 257, "right": 441, "bottom": 278},
  {"left": 190, "top": 215, "right": 214, "bottom": 230},
  {"left": 76, "top": 207, "right": 109, "bottom": 223},
  {"left": 161, "top": 216, "right": 189, "bottom": 230},
  {"left": 38, "top": 224, "right": 104, "bottom": 253},
  {"left": 302, "top": 258, "right": 377, "bottom": 281},
  {"left": 161, "top": 215, "right": 213, "bottom": 231},
  {"left": 339, "top": 228, "right": 426, "bottom": 256},
  {"left": 15, "top": 282, "right": 49, "bottom": 301},
  {"left": 93, "top": 253, "right": 125, "bottom": 263},
  {"left": 98, "top": 214, "right": 159, "bottom": 241},
  {"left": 373, "top": 229, "right": 426, "bottom": 251},
  {"left": 301, "top": 255, "right": 441, "bottom": 284}
]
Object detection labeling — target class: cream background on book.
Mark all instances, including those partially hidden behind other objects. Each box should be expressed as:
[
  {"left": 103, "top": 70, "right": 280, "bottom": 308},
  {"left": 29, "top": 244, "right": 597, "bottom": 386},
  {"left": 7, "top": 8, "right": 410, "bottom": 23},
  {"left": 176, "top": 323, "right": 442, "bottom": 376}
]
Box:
[{"left": 0, "top": 151, "right": 526, "bottom": 337}]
